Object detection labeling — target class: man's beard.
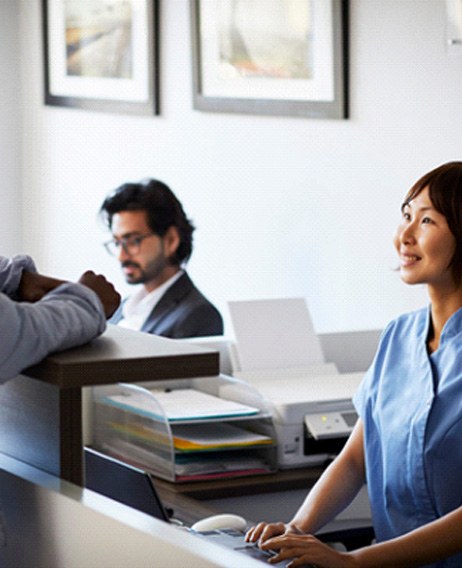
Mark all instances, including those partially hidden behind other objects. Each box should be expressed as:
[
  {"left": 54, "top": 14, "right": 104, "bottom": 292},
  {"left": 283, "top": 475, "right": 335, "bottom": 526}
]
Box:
[{"left": 122, "top": 254, "right": 169, "bottom": 285}]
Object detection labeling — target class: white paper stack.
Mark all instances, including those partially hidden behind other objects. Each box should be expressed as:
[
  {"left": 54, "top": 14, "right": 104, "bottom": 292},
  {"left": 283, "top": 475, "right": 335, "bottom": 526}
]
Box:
[{"left": 228, "top": 298, "right": 326, "bottom": 373}]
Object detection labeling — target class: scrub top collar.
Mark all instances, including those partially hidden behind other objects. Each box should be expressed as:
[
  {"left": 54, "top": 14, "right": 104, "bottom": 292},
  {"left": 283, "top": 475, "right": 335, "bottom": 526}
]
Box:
[{"left": 425, "top": 303, "right": 462, "bottom": 346}]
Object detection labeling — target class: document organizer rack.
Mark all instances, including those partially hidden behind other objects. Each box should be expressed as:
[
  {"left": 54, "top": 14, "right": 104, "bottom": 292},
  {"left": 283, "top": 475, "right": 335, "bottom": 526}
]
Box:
[{"left": 91, "top": 375, "right": 277, "bottom": 483}]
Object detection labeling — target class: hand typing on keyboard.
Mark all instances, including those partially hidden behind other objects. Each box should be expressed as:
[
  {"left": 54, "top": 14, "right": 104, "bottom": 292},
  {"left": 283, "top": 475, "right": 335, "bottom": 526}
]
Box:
[{"left": 246, "top": 522, "right": 344, "bottom": 567}]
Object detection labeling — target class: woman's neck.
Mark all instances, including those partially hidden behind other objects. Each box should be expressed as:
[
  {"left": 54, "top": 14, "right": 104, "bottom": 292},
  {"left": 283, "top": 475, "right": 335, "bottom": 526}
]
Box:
[{"left": 427, "top": 284, "right": 462, "bottom": 352}]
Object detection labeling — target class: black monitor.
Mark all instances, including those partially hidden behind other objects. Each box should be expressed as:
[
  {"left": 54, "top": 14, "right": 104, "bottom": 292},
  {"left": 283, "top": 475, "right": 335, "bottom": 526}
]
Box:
[{"left": 84, "top": 447, "right": 170, "bottom": 522}]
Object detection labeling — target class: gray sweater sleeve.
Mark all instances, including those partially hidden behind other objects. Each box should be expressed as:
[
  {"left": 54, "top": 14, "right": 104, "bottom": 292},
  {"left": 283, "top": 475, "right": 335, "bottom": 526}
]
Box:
[
  {"left": 0, "top": 254, "right": 37, "bottom": 297},
  {"left": 0, "top": 258, "right": 106, "bottom": 383}
]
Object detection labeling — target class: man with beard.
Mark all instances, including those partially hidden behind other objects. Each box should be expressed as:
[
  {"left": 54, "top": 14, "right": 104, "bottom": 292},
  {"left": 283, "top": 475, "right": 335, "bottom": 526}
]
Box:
[{"left": 99, "top": 179, "right": 223, "bottom": 338}]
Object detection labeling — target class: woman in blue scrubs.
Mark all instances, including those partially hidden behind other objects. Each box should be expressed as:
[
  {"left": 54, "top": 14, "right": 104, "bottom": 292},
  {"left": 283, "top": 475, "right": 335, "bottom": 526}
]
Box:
[{"left": 246, "top": 161, "right": 462, "bottom": 567}]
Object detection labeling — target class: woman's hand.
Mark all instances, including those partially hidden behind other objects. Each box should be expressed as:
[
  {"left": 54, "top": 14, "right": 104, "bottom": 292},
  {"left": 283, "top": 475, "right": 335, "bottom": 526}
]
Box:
[
  {"left": 262, "top": 533, "right": 355, "bottom": 568},
  {"left": 245, "top": 522, "right": 287, "bottom": 546},
  {"left": 245, "top": 521, "right": 304, "bottom": 547}
]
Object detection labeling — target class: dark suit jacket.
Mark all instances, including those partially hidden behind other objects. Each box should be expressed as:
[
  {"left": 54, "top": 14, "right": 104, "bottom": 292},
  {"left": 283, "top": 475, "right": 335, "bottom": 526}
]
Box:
[{"left": 110, "top": 272, "right": 223, "bottom": 339}]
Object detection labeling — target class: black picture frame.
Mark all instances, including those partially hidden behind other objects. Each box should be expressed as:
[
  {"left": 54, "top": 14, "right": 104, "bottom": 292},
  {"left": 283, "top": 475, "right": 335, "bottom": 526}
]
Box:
[
  {"left": 42, "top": 0, "right": 159, "bottom": 115},
  {"left": 191, "top": 0, "right": 348, "bottom": 119}
]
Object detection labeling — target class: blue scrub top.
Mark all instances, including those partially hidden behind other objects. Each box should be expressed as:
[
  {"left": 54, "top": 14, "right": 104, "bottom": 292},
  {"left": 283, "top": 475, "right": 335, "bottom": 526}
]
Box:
[{"left": 354, "top": 306, "right": 462, "bottom": 567}]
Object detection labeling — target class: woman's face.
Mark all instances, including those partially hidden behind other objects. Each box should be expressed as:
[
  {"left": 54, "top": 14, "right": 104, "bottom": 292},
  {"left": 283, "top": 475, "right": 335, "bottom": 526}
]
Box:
[{"left": 393, "top": 186, "right": 457, "bottom": 291}]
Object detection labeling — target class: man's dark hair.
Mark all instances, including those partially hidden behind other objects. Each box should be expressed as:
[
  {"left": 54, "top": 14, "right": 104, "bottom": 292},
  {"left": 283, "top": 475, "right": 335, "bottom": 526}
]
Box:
[{"left": 100, "top": 179, "right": 195, "bottom": 265}]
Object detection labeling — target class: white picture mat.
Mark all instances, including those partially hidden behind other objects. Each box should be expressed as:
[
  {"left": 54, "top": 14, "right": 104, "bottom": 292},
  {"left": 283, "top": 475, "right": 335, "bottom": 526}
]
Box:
[
  {"left": 47, "top": 0, "right": 150, "bottom": 102},
  {"left": 198, "top": 0, "right": 335, "bottom": 102}
]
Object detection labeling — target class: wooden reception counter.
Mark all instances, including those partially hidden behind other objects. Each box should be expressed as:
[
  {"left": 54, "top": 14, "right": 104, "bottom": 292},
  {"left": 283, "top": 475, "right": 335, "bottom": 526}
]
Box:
[{"left": 0, "top": 325, "right": 219, "bottom": 485}]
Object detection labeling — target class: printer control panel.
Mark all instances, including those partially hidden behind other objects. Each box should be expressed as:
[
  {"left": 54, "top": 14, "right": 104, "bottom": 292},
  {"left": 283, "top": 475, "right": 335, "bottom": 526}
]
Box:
[{"left": 304, "top": 411, "right": 358, "bottom": 440}]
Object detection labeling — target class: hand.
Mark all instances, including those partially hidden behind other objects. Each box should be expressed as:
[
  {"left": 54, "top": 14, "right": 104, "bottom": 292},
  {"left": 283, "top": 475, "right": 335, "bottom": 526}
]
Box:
[
  {"left": 18, "top": 271, "right": 67, "bottom": 302},
  {"left": 262, "top": 533, "right": 353, "bottom": 568},
  {"left": 245, "top": 521, "right": 288, "bottom": 546},
  {"left": 78, "top": 271, "right": 121, "bottom": 319}
]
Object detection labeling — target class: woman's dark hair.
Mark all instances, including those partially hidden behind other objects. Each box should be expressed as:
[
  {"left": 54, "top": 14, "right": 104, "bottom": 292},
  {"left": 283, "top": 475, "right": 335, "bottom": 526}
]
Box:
[
  {"left": 404, "top": 161, "right": 462, "bottom": 284},
  {"left": 100, "top": 179, "right": 195, "bottom": 266}
]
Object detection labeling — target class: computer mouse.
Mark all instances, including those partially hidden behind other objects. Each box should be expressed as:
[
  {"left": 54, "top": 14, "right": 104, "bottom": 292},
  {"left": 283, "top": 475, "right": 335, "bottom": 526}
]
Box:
[{"left": 190, "top": 513, "right": 247, "bottom": 532}]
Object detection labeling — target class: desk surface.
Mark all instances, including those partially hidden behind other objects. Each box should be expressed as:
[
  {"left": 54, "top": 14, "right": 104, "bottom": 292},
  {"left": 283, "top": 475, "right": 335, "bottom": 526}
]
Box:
[
  {"left": 156, "top": 466, "right": 325, "bottom": 502},
  {"left": 22, "top": 324, "right": 219, "bottom": 387},
  {"left": 155, "top": 466, "right": 372, "bottom": 538}
]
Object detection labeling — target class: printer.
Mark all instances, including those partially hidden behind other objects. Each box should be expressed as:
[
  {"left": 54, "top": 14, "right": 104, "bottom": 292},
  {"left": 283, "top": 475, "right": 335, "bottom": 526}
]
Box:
[
  {"left": 224, "top": 298, "right": 365, "bottom": 469},
  {"left": 231, "top": 367, "right": 362, "bottom": 468}
]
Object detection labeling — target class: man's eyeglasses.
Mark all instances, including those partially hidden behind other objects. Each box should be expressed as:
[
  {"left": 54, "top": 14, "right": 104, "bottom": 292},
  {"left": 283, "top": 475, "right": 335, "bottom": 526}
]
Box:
[{"left": 103, "top": 233, "right": 155, "bottom": 257}]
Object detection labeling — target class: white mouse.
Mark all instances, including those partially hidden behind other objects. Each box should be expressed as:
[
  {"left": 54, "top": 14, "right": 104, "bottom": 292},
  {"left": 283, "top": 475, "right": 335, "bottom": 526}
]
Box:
[{"left": 190, "top": 513, "right": 247, "bottom": 532}]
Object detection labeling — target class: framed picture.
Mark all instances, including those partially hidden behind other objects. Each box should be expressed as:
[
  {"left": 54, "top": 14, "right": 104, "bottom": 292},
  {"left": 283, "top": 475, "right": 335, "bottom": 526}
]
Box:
[
  {"left": 42, "top": 0, "right": 159, "bottom": 115},
  {"left": 191, "top": 0, "right": 348, "bottom": 119}
]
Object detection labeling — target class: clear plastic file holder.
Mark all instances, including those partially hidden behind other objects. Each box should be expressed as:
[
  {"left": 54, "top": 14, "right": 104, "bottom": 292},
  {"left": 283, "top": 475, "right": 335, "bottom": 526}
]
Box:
[{"left": 91, "top": 375, "right": 277, "bottom": 483}]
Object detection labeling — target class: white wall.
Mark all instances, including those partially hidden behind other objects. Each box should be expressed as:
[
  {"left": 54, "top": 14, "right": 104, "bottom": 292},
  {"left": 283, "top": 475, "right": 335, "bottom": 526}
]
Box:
[
  {"left": 0, "top": 0, "right": 22, "bottom": 255},
  {"left": 17, "top": 0, "right": 462, "bottom": 334}
]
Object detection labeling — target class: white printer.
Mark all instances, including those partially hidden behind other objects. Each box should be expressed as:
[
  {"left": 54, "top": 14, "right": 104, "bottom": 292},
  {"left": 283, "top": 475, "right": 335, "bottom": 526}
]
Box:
[
  {"left": 231, "top": 367, "right": 362, "bottom": 468},
  {"left": 226, "top": 298, "right": 365, "bottom": 469}
]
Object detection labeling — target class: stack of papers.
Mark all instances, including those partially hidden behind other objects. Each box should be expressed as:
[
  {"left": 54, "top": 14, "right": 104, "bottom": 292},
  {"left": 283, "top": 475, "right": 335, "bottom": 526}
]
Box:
[
  {"left": 103, "top": 388, "right": 259, "bottom": 421},
  {"left": 96, "top": 387, "right": 276, "bottom": 482},
  {"left": 173, "top": 451, "right": 272, "bottom": 480},
  {"left": 101, "top": 438, "right": 274, "bottom": 481},
  {"left": 171, "top": 422, "right": 273, "bottom": 451},
  {"left": 107, "top": 421, "right": 273, "bottom": 452},
  {"left": 228, "top": 298, "right": 325, "bottom": 371}
]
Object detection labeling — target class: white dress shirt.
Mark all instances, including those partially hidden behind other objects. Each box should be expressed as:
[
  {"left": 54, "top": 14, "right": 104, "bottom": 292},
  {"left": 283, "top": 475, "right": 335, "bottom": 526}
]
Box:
[{"left": 118, "top": 270, "right": 184, "bottom": 331}]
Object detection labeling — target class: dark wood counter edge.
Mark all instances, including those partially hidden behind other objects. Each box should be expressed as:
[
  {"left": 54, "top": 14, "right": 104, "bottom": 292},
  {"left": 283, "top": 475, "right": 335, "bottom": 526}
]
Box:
[
  {"left": 154, "top": 467, "right": 326, "bottom": 501},
  {"left": 20, "top": 325, "right": 220, "bottom": 387},
  {"left": 60, "top": 388, "right": 83, "bottom": 483},
  {"left": 23, "top": 352, "right": 219, "bottom": 388}
]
